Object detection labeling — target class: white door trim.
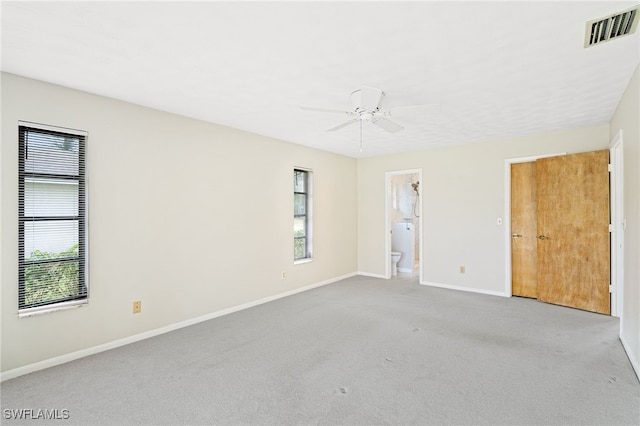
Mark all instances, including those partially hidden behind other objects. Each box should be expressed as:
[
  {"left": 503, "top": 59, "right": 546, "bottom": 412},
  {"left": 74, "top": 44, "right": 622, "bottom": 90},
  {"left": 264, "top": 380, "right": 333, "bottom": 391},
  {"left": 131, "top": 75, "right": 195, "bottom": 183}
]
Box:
[
  {"left": 610, "top": 131, "right": 624, "bottom": 318},
  {"left": 503, "top": 153, "right": 566, "bottom": 297},
  {"left": 385, "top": 169, "right": 423, "bottom": 282}
]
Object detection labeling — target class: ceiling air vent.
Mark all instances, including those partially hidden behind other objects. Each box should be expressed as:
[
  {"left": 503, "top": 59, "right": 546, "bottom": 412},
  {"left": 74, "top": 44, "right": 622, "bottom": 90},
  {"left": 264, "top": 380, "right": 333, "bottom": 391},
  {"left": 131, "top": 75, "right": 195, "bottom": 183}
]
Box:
[{"left": 584, "top": 5, "right": 639, "bottom": 48}]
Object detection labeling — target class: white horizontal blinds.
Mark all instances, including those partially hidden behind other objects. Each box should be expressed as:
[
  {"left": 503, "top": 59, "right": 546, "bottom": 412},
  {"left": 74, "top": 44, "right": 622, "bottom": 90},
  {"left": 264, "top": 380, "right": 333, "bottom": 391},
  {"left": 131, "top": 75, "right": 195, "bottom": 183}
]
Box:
[{"left": 18, "top": 125, "right": 87, "bottom": 310}]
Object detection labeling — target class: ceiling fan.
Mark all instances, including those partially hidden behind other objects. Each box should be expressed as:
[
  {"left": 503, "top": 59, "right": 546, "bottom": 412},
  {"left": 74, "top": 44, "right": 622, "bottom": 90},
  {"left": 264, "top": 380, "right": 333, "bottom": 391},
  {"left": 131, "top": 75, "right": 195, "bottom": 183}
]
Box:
[{"left": 300, "top": 86, "right": 439, "bottom": 134}]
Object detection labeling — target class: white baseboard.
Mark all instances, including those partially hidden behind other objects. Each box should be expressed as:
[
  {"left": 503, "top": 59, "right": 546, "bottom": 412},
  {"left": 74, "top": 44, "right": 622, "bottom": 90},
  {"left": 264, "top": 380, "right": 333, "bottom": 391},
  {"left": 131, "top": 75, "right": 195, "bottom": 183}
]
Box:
[
  {"left": 619, "top": 333, "right": 640, "bottom": 382},
  {"left": 0, "top": 272, "right": 357, "bottom": 382},
  {"left": 420, "top": 281, "right": 509, "bottom": 298},
  {"left": 357, "top": 271, "right": 387, "bottom": 279}
]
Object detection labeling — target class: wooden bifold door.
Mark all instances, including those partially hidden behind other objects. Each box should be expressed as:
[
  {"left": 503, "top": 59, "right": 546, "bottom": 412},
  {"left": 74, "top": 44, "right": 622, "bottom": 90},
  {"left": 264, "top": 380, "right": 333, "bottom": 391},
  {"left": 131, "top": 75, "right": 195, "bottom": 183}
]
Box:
[{"left": 511, "top": 150, "right": 610, "bottom": 315}]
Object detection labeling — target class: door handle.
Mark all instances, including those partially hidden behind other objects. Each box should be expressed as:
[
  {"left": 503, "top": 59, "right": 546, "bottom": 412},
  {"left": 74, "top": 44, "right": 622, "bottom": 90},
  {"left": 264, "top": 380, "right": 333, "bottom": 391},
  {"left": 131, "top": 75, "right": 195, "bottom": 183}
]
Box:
[
  {"left": 536, "top": 235, "right": 549, "bottom": 240},
  {"left": 512, "top": 234, "right": 523, "bottom": 238}
]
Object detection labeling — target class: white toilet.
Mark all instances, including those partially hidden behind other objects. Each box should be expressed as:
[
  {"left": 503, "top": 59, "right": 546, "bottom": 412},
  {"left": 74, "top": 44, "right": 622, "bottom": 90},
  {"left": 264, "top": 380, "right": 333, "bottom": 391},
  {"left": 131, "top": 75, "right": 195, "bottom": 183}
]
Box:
[{"left": 391, "top": 251, "right": 402, "bottom": 276}]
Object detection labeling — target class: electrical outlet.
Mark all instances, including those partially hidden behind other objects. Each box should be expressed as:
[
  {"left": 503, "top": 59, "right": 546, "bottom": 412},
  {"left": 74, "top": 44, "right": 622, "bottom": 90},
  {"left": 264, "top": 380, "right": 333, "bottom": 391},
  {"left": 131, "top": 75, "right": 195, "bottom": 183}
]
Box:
[
  {"left": 133, "top": 301, "right": 141, "bottom": 314},
  {"left": 459, "top": 266, "right": 465, "bottom": 274},
  {"left": 281, "top": 271, "right": 286, "bottom": 279}
]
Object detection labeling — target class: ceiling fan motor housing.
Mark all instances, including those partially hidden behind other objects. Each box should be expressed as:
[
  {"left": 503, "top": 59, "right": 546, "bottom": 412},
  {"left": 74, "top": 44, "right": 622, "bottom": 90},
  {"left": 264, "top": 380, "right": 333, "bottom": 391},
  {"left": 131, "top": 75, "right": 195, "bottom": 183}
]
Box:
[{"left": 350, "top": 87, "right": 384, "bottom": 113}]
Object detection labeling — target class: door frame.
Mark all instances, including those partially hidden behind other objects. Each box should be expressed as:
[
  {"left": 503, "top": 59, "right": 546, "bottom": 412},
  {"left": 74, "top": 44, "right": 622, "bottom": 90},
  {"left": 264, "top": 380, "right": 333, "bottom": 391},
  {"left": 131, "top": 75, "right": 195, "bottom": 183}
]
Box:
[
  {"left": 503, "top": 153, "right": 566, "bottom": 297},
  {"left": 385, "top": 169, "right": 423, "bottom": 281},
  {"left": 610, "top": 131, "right": 624, "bottom": 318}
]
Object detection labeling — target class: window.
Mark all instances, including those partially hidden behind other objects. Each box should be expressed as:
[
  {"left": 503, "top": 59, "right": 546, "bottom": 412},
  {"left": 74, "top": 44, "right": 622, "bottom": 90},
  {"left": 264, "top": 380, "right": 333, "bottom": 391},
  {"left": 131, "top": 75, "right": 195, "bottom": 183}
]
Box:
[
  {"left": 18, "top": 123, "right": 88, "bottom": 314},
  {"left": 294, "top": 169, "right": 312, "bottom": 261}
]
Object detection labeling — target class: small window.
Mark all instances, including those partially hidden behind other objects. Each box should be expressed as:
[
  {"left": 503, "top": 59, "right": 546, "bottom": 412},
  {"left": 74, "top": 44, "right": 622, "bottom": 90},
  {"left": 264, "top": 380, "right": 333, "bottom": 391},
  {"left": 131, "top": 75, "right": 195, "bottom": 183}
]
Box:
[
  {"left": 294, "top": 169, "right": 312, "bottom": 261},
  {"left": 18, "top": 123, "right": 88, "bottom": 314}
]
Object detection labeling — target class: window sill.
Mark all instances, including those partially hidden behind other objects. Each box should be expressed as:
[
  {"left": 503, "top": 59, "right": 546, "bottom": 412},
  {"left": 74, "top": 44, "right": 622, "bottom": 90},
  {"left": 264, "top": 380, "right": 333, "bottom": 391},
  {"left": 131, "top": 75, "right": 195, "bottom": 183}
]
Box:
[
  {"left": 294, "top": 258, "right": 313, "bottom": 265},
  {"left": 18, "top": 299, "right": 88, "bottom": 318}
]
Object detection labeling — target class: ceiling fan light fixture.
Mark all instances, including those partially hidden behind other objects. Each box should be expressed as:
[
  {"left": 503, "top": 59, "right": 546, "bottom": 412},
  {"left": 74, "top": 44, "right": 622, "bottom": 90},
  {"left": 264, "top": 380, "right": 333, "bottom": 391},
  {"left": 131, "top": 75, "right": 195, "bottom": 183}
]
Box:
[{"left": 360, "top": 111, "right": 374, "bottom": 122}]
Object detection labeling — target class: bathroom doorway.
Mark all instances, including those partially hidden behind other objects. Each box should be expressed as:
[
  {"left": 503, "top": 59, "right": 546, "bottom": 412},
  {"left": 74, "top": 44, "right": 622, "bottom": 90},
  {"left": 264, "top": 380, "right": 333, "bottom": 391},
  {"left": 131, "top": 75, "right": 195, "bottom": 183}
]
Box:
[{"left": 385, "top": 169, "right": 422, "bottom": 280}]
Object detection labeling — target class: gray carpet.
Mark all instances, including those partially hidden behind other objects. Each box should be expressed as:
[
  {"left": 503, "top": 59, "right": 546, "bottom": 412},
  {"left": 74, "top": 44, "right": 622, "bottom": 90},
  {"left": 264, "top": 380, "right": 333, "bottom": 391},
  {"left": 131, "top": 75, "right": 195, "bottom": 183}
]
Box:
[{"left": 2, "top": 275, "right": 639, "bottom": 425}]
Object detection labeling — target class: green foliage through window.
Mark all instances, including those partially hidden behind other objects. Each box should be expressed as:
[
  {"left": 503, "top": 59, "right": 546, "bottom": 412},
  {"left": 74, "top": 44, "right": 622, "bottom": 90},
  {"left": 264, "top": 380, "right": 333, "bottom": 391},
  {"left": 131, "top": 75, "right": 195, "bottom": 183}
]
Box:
[{"left": 24, "top": 245, "right": 81, "bottom": 307}]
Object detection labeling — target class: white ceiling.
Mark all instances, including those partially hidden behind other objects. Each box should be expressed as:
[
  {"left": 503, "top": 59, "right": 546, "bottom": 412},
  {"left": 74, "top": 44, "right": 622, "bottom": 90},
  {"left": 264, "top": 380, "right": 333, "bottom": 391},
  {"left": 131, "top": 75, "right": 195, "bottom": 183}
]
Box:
[{"left": 2, "top": 1, "right": 639, "bottom": 158}]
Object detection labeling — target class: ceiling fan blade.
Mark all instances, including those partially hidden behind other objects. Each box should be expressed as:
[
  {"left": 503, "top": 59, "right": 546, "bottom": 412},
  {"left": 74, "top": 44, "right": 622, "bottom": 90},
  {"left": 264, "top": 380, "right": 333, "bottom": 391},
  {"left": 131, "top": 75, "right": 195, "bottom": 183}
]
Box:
[
  {"left": 358, "top": 86, "right": 384, "bottom": 111},
  {"left": 327, "top": 118, "right": 359, "bottom": 132},
  {"left": 383, "top": 103, "right": 441, "bottom": 118},
  {"left": 300, "top": 105, "right": 351, "bottom": 115},
  {"left": 373, "top": 117, "right": 404, "bottom": 133}
]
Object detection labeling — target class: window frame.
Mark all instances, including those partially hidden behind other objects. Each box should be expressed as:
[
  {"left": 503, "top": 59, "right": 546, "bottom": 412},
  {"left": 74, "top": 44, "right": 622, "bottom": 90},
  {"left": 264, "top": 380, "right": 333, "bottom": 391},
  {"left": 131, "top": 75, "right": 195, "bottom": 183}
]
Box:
[
  {"left": 294, "top": 168, "right": 313, "bottom": 262},
  {"left": 18, "top": 121, "right": 88, "bottom": 316}
]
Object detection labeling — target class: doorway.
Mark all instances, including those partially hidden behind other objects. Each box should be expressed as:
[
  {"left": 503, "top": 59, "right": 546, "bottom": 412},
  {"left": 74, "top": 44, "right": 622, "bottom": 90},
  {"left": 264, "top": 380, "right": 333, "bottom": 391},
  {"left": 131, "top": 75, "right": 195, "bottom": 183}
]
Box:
[
  {"left": 508, "top": 150, "right": 611, "bottom": 315},
  {"left": 385, "top": 169, "right": 422, "bottom": 280}
]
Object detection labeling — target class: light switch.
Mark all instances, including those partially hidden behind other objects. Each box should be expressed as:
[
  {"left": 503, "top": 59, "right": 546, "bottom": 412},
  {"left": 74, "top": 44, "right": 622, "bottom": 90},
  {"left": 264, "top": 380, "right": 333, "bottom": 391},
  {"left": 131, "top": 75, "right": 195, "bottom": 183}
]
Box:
[{"left": 497, "top": 217, "right": 503, "bottom": 225}]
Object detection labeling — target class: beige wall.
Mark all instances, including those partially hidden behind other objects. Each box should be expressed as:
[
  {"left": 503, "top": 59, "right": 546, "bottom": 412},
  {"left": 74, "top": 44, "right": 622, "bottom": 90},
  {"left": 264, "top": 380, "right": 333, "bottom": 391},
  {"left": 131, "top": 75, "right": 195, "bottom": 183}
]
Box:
[
  {"left": 1, "top": 73, "right": 358, "bottom": 373},
  {"left": 610, "top": 65, "right": 640, "bottom": 376},
  {"left": 358, "top": 125, "right": 610, "bottom": 293}
]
